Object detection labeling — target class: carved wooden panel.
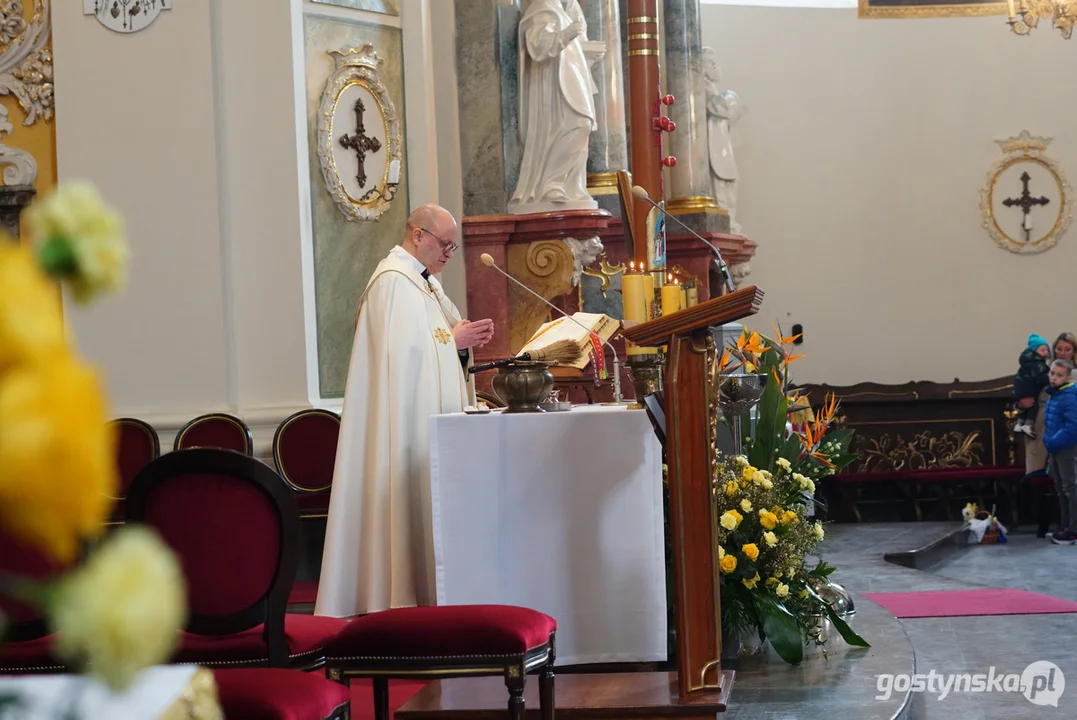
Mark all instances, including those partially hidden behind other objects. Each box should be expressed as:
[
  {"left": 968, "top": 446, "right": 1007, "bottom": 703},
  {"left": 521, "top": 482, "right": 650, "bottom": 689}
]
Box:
[{"left": 796, "top": 377, "right": 1018, "bottom": 471}]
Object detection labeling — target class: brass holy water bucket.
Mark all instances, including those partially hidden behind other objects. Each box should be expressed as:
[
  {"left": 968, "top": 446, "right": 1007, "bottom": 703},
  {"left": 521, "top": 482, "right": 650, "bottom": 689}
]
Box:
[{"left": 491, "top": 361, "right": 555, "bottom": 413}]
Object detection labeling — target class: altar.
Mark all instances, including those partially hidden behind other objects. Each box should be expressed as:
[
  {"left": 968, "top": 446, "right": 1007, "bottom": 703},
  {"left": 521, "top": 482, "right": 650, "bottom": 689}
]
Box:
[{"left": 429, "top": 404, "right": 668, "bottom": 666}]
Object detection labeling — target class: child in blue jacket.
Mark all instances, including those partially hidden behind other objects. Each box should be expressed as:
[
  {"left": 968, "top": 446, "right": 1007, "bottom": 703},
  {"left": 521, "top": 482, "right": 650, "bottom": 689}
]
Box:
[{"left": 1044, "top": 358, "right": 1077, "bottom": 544}]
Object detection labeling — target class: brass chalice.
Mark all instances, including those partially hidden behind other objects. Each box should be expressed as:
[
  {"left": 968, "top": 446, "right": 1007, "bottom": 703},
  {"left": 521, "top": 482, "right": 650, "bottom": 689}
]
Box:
[{"left": 491, "top": 361, "right": 556, "bottom": 414}]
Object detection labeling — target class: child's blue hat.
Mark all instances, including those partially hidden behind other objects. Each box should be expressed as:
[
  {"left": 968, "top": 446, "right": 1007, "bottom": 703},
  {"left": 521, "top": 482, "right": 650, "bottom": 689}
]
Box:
[{"left": 1029, "top": 333, "right": 1050, "bottom": 351}]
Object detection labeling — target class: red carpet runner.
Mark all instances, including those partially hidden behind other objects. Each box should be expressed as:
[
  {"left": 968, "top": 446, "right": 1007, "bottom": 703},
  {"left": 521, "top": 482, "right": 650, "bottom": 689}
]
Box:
[{"left": 863, "top": 588, "right": 1077, "bottom": 618}]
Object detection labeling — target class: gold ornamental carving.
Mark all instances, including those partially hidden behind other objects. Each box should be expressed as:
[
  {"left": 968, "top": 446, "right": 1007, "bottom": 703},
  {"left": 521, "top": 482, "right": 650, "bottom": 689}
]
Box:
[
  {"left": 0, "top": 0, "right": 51, "bottom": 127},
  {"left": 859, "top": 0, "right": 1008, "bottom": 19},
  {"left": 853, "top": 430, "right": 984, "bottom": 473},
  {"left": 579, "top": 253, "right": 625, "bottom": 298},
  {"left": 980, "top": 131, "right": 1073, "bottom": 255},
  {"left": 506, "top": 239, "right": 576, "bottom": 351},
  {"left": 666, "top": 196, "right": 726, "bottom": 216},
  {"left": 316, "top": 44, "right": 402, "bottom": 222}
]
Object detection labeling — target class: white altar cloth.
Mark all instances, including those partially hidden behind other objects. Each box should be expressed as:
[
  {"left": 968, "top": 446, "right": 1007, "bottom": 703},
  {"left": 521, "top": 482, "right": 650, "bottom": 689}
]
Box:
[{"left": 429, "top": 404, "right": 668, "bottom": 666}]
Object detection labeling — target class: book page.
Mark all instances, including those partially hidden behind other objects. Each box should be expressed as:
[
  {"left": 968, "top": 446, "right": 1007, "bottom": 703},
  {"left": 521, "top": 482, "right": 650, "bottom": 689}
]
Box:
[
  {"left": 517, "top": 313, "right": 620, "bottom": 369},
  {"left": 519, "top": 313, "right": 603, "bottom": 353}
]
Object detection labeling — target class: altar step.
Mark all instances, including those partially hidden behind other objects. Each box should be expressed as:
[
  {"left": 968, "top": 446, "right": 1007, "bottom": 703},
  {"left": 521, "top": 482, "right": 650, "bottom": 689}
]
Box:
[{"left": 394, "top": 671, "right": 733, "bottom": 719}]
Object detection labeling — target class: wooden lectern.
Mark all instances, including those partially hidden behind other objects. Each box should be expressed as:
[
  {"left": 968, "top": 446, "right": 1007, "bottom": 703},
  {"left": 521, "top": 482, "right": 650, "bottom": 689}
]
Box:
[{"left": 621, "top": 285, "right": 765, "bottom": 702}]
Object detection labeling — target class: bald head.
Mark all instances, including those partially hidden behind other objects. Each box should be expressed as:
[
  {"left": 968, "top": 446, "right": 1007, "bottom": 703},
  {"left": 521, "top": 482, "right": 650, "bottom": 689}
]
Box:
[
  {"left": 406, "top": 204, "right": 456, "bottom": 239},
  {"left": 403, "top": 204, "right": 460, "bottom": 274}
]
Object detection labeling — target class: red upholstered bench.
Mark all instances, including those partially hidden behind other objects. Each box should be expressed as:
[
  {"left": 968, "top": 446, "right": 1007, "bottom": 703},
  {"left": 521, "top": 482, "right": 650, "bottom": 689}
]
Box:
[
  {"left": 214, "top": 668, "right": 350, "bottom": 720},
  {"left": 324, "top": 605, "right": 557, "bottom": 720}
]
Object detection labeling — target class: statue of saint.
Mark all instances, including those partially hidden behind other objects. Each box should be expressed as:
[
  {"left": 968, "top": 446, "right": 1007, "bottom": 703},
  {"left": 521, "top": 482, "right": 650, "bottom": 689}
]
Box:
[
  {"left": 509, "top": 0, "right": 598, "bottom": 215},
  {"left": 703, "top": 47, "right": 744, "bottom": 235}
]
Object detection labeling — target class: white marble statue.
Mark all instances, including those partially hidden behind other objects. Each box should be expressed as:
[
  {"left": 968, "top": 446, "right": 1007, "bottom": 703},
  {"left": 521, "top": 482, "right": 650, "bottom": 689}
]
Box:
[
  {"left": 563, "top": 235, "right": 604, "bottom": 286},
  {"left": 509, "top": 0, "right": 599, "bottom": 215},
  {"left": 702, "top": 47, "right": 744, "bottom": 235}
]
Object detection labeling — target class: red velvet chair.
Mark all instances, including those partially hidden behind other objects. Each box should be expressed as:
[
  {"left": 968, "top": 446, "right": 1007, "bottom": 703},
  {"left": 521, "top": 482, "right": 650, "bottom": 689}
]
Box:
[
  {"left": 324, "top": 605, "right": 556, "bottom": 720},
  {"left": 108, "top": 417, "right": 161, "bottom": 522},
  {"left": 0, "top": 528, "right": 70, "bottom": 675},
  {"left": 174, "top": 413, "right": 254, "bottom": 455},
  {"left": 213, "top": 668, "right": 350, "bottom": 720},
  {"left": 125, "top": 448, "right": 349, "bottom": 670},
  {"left": 272, "top": 409, "right": 340, "bottom": 518}
]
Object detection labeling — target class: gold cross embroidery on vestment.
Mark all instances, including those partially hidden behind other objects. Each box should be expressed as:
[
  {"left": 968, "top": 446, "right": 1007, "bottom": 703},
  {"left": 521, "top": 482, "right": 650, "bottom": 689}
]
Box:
[{"left": 434, "top": 328, "right": 452, "bottom": 344}]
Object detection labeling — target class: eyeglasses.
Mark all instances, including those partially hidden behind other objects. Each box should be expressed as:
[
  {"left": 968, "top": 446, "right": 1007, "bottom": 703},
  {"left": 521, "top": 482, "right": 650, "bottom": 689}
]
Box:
[{"left": 418, "top": 227, "right": 459, "bottom": 254}]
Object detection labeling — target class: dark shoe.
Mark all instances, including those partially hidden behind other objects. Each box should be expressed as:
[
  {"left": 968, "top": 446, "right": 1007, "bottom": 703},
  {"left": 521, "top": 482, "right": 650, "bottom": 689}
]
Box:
[{"left": 1050, "top": 529, "right": 1077, "bottom": 545}]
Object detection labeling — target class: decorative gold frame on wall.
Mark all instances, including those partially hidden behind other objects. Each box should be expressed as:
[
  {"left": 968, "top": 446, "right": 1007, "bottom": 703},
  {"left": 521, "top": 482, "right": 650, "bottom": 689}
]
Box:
[
  {"left": 858, "top": 0, "right": 1007, "bottom": 18},
  {"left": 979, "top": 130, "right": 1073, "bottom": 256},
  {"left": 316, "top": 44, "right": 403, "bottom": 222}
]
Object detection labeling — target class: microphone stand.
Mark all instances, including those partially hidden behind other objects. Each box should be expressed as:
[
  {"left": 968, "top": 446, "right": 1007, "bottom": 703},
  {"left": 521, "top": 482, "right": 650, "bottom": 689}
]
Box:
[
  {"left": 482, "top": 261, "right": 624, "bottom": 405},
  {"left": 635, "top": 191, "right": 737, "bottom": 295}
]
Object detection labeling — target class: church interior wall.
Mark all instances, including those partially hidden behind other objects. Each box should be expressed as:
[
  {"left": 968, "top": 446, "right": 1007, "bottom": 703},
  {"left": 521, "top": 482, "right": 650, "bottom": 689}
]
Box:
[
  {"left": 48, "top": 0, "right": 466, "bottom": 451},
  {"left": 702, "top": 5, "right": 1077, "bottom": 385}
]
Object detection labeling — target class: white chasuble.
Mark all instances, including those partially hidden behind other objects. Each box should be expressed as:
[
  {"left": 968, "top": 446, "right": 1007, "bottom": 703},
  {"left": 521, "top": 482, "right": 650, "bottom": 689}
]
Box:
[{"left": 315, "top": 246, "right": 471, "bottom": 617}]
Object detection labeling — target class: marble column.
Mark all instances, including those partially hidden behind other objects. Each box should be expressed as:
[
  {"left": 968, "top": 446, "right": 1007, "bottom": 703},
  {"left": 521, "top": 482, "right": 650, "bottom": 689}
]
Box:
[
  {"left": 0, "top": 185, "right": 34, "bottom": 240},
  {"left": 454, "top": 1, "right": 512, "bottom": 216},
  {"left": 662, "top": 0, "right": 717, "bottom": 218},
  {"left": 582, "top": 0, "right": 628, "bottom": 186}
]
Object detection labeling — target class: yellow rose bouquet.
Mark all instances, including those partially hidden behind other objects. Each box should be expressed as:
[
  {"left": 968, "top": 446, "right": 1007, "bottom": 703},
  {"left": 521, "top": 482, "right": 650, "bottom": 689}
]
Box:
[
  {"left": 0, "top": 181, "right": 187, "bottom": 702},
  {"left": 715, "top": 453, "right": 868, "bottom": 664},
  {"left": 715, "top": 324, "right": 866, "bottom": 664}
]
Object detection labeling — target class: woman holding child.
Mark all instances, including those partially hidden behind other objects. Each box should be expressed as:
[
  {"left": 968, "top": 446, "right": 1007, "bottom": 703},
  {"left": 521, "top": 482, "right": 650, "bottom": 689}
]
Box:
[
  {"left": 1015, "top": 333, "right": 1077, "bottom": 543},
  {"left": 1017, "top": 333, "right": 1077, "bottom": 475}
]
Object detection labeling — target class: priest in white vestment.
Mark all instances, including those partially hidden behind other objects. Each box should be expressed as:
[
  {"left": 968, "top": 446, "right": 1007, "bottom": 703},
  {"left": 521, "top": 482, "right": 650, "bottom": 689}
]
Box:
[{"left": 315, "top": 205, "right": 495, "bottom": 617}]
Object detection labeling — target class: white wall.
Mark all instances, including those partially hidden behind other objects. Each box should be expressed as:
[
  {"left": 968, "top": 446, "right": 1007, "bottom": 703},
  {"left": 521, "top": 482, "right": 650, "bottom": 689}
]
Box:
[
  {"left": 52, "top": 0, "right": 464, "bottom": 450},
  {"left": 702, "top": 6, "right": 1077, "bottom": 385}
]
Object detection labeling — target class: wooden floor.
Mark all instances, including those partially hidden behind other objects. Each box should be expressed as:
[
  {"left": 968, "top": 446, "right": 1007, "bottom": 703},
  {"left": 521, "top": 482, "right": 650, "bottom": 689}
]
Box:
[{"left": 395, "top": 671, "right": 733, "bottom": 720}]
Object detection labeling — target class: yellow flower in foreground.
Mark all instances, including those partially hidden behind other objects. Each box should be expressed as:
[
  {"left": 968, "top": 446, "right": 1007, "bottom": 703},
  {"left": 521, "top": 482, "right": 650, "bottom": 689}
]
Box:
[
  {"left": 742, "top": 543, "right": 760, "bottom": 562},
  {"left": 0, "top": 241, "right": 66, "bottom": 372},
  {"left": 763, "top": 531, "right": 778, "bottom": 547},
  {"left": 781, "top": 510, "right": 799, "bottom": 525},
  {"left": 51, "top": 525, "right": 188, "bottom": 691},
  {"left": 776, "top": 583, "right": 790, "bottom": 598},
  {"left": 813, "top": 521, "right": 826, "bottom": 540},
  {"left": 740, "top": 499, "right": 752, "bottom": 513},
  {"left": 742, "top": 573, "right": 760, "bottom": 589},
  {"left": 720, "top": 511, "right": 741, "bottom": 531},
  {"left": 719, "top": 554, "right": 737, "bottom": 574},
  {"left": 25, "top": 180, "right": 128, "bottom": 303},
  {"left": 723, "top": 480, "right": 739, "bottom": 496},
  {"left": 0, "top": 353, "right": 117, "bottom": 562},
  {"left": 718, "top": 545, "right": 726, "bottom": 559},
  {"left": 759, "top": 511, "right": 778, "bottom": 530}
]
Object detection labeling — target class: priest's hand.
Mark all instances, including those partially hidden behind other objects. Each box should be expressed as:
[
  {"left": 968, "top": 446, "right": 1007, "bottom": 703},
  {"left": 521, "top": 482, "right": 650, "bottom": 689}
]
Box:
[{"left": 453, "top": 319, "right": 495, "bottom": 349}]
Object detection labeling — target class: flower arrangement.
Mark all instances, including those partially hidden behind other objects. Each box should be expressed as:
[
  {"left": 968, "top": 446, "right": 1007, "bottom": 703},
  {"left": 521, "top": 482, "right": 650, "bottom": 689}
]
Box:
[
  {"left": 715, "top": 325, "right": 867, "bottom": 664},
  {"left": 0, "top": 182, "right": 187, "bottom": 704}
]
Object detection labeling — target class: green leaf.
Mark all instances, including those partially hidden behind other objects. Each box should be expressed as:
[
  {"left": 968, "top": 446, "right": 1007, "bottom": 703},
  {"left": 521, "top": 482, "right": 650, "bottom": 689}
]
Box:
[
  {"left": 747, "top": 370, "right": 788, "bottom": 471},
  {"left": 824, "top": 605, "right": 871, "bottom": 648},
  {"left": 754, "top": 594, "right": 804, "bottom": 664},
  {"left": 36, "top": 236, "right": 79, "bottom": 277}
]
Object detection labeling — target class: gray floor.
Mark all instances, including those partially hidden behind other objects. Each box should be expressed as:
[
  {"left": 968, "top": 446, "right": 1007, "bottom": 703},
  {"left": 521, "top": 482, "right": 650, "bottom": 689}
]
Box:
[{"left": 821, "top": 522, "right": 1077, "bottom": 719}]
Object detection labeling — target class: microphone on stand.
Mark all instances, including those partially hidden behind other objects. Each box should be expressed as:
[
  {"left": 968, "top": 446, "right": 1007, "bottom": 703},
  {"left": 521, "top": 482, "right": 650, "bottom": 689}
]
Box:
[
  {"left": 479, "top": 253, "right": 624, "bottom": 404},
  {"left": 631, "top": 185, "right": 736, "bottom": 295}
]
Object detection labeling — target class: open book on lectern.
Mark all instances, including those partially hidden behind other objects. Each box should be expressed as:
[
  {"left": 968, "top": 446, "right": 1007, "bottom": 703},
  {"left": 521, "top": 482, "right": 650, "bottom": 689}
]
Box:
[{"left": 517, "top": 312, "right": 620, "bottom": 370}]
